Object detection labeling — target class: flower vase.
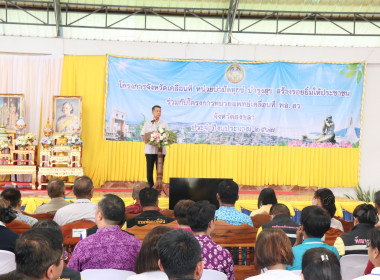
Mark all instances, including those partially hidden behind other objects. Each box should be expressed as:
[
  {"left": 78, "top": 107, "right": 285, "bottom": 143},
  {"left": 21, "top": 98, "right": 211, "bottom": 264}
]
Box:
[
  {"left": 42, "top": 144, "right": 50, "bottom": 150},
  {"left": 18, "top": 146, "right": 25, "bottom": 150},
  {"left": 72, "top": 145, "right": 80, "bottom": 150}
]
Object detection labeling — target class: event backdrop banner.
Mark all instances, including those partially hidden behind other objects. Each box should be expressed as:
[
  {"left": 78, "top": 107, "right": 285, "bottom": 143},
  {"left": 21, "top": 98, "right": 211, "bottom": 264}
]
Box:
[{"left": 104, "top": 55, "right": 365, "bottom": 148}]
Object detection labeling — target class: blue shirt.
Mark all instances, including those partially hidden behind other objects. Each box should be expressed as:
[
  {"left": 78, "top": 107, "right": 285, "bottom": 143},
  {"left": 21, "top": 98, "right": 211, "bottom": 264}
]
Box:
[
  {"left": 287, "top": 238, "right": 340, "bottom": 271},
  {"left": 215, "top": 206, "right": 253, "bottom": 226}
]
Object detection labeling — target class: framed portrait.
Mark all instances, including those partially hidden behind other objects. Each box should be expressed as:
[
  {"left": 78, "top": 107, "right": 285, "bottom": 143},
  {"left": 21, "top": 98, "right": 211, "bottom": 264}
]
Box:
[
  {"left": 0, "top": 94, "right": 25, "bottom": 133},
  {"left": 53, "top": 96, "right": 82, "bottom": 135}
]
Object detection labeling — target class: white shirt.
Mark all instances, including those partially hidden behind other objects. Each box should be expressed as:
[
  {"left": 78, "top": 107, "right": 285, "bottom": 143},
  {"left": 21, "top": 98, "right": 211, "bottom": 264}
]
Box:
[
  {"left": 127, "top": 271, "right": 168, "bottom": 280},
  {"left": 53, "top": 199, "right": 96, "bottom": 226},
  {"left": 0, "top": 221, "right": 5, "bottom": 227},
  {"left": 354, "top": 267, "right": 380, "bottom": 279},
  {"left": 331, "top": 217, "right": 344, "bottom": 232},
  {"left": 245, "top": 269, "right": 301, "bottom": 280},
  {"left": 140, "top": 119, "right": 169, "bottom": 155}
]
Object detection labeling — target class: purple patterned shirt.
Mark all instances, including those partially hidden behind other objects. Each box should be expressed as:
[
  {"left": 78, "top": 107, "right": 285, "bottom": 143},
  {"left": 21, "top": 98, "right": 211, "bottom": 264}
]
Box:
[
  {"left": 67, "top": 225, "right": 141, "bottom": 272},
  {"left": 195, "top": 235, "right": 235, "bottom": 280}
]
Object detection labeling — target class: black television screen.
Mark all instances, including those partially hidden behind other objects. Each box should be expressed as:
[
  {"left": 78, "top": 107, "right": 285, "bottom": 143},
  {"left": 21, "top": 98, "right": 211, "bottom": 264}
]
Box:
[{"left": 169, "top": 178, "right": 232, "bottom": 210}]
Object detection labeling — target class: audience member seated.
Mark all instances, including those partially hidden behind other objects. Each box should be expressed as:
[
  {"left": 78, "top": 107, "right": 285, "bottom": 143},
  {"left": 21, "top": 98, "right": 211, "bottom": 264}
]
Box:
[
  {"left": 301, "top": 247, "right": 341, "bottom": 280},
  {"left": 127, "top": 188, "right": 175, "bottom": 228},
  {"left": 364, "top": 190, "right": 380, "bottom": 275},
  {"left": 245, "top": 228, "right": 300, "bottom": 280},
  {"left": 215, "top": 180, "right": 253, "bottom": 226},
  {"left": 34, "top": 178, "right": 70, "bottom": 214},
  {"left": 1, "top": 188, "right": 37, "bottom": 226},
  {"left": 312, "top": 188, "right": 343, "bottom": 232},
  {"left": 354, "top": 227, "right": 380, "bottom": 280},
  {"left": 0, "top": 198, "right": 18, "bottom": 253},
  {"left": 250, "top": 188, "right": 278, "bottom": 217},
  {"left": 158, "top": 229, "right": 204, "bottom": 280},
  {"left": 173, "top": 199, "right": 195, "bottom": 232},
  {"left": 53, "top": 176, "right": 96, "bottom": 226},
  {"left": 32, "top": 220, "right": 81, "bottom": 280},
  {"left": 287, "top": 205, "right": 339, "bottom": 271},
  {"left": 334, "top": 203, "right": 378, "bottom": 257},
  {"left": 0, "top": 228, "right": 64, "bottom": 280},
  {"left": 126, "top": 182, "right": 150, "bottom": 215},
  {"left": 128, "top": 226, "right": 174, "bottom": 280},
  {"left": 67, "top": 194, "right": 141, "bottom": 272},
  {"left": 187, "top": 200, "right": 234, "bottom": 280},
  {"left": 257, "top": 203, "right": 299, "bottom": 245}
]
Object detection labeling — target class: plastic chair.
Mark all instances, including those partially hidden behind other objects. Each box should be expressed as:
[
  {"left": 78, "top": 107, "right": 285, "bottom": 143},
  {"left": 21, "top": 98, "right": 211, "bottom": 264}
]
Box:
[
  {"left": 201, "top": 269, "right": 228, "bottom": 280},
  {"left": 340, "top": 254, "right": 369, "bottom": 280},
  {"left": 81, "top": 269, "right": 135, "bottom": 280},
  {"left": 0, "top": 250, "right": 16, "bottom": 274}
]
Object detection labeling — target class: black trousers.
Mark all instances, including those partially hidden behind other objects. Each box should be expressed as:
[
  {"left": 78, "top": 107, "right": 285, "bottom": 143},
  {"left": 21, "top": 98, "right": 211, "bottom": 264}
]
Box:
[{"left": 145, "top": 154, "right": 165, "bottom": 188}]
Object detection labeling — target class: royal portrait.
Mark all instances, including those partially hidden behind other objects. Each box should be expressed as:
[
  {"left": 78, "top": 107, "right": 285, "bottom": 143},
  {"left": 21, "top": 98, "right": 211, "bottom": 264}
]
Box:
[
  {"left": 53, "top": 96, "right": 82, "bottom": 135},
  {"left": 0, "top": 94, "right": 24, "bottom": 132}
]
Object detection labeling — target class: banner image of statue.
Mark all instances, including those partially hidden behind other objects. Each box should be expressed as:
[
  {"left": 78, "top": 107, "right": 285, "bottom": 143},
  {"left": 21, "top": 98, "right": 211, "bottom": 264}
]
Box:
[
  {"left": 53, "top": 96, "right": 82, "bottom": 135},
  {"left": 0, "top": 94, "right": 24, "bottom": 132}
]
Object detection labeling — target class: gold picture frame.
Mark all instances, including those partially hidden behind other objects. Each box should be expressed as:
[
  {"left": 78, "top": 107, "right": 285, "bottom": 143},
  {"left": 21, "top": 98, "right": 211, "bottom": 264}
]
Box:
[
  {"left": 53, "top": 96, "right": 82, "bottom": 135},
  {"left": 0, "top": 94, "right": 25, "bottom": 133}
]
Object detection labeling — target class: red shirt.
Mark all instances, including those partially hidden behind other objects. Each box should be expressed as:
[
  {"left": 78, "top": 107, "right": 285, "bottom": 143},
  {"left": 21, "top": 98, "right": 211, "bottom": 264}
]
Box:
[{"left": 125, "top": 202, "right": 143, "bottom": 214}]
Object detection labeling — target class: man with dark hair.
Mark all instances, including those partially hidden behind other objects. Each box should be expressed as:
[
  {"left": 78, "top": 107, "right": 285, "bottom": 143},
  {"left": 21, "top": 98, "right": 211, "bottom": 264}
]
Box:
[
  {"left": 287, "top": 205, "right": 339, "bottom": 271},
  {"left": 215, "top": 180, "right": 253, "bottom": 226},
  {"left": 158, "top": 229, "right": 204, "bottom": 280},
  {"left": 34, "top": 179, "right": 70, "bottom": 214},
  {"left": 354, "top": 227, "right": 380, "bottom": 279},
  {"left": 257, "top": 203, "right": 299, "bottom": 245},
  {"left": 0, "top": 228, "right": 64, "bottom": 280},
  {"left": 140, "top": 105, "right": 169, "bottom": 188},
  {"left": 1, "top": 188, "right": 37, "bottom": 226},
  {"left": 32, "top": 220, "right": 80, "bottom": 280},
  {"left": 127, "top": 188, "right": 174, "bottom": 228},
  {"left": 187, "top": 200, "right": 234, "bottom": 280},
  {"left": 125, "top": 181, "right": 149, "bottom": 214},
  {"left": 68, "top": 194, "right": 141, "bottom": 272},
  {"left": 53, "top": 176, "right": 96, "bottom": 226}
]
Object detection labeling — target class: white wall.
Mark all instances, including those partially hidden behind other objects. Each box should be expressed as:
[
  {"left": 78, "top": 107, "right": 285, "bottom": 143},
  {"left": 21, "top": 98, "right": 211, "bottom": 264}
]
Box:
[{"left": 1, "top": 36, "right": 379, "bottom": 192}]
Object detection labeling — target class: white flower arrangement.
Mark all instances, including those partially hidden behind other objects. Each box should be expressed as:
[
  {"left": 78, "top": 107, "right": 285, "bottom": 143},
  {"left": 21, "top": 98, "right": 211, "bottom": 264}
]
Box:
[
  {"left": 68, "top": 135, "right": 83, "bottom": 146},
  {"left": 15, "top": 136, "right": 28, "bottom": 147},
  {"left": 148, "top": 127, "right": 176, "bottom": 148},
  {"left": 40, "top": 137, "right": 53, "bottom": 146}
]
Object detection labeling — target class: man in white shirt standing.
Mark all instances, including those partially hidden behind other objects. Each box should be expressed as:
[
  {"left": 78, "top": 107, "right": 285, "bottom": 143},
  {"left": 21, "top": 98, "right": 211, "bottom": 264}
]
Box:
[
  {"left": 53, "top": 176, "right": 96, "bottom": 226},
  {"left": 140, "top": 105, "right": 169, "bottom": 188},
  {"left": 354, "top": 227, "right": 380, "bottom": 279}
]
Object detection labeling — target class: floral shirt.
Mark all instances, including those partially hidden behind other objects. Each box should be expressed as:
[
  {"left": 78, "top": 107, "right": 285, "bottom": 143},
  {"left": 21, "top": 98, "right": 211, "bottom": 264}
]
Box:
[
  {"left": 16, "top": 212, "right": 37, "bottom": 226},
  {"left": 215, "top": 206, "right": 253, "bottom": 226},
  {"left": 67, "top": 225, "right": 141, "bottom": 272},
  {"left": 125, "top": 201, "right": 143, "bottom": 214},
  {"left": 195, "top": 235, "right": 235, "bottom": 280}
]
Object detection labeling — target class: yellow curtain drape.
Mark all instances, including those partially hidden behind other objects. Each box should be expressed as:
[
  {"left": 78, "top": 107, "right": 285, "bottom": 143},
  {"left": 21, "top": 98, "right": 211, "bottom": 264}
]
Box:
[{"left": 61, "top": 55, "right": 360, "bottom": 188}]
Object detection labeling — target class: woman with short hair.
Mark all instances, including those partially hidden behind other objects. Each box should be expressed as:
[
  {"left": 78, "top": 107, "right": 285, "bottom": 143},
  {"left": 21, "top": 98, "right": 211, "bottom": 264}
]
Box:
[
  {"left": 245, "top": 228, "right": 300, "bottom": 280},
  {"left": 250, "top": 188, "right": 278, "bottom": 217}
]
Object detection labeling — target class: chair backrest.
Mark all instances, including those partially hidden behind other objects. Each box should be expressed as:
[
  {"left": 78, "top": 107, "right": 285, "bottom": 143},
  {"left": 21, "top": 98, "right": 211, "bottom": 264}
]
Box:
[
  {"left": 5, "top": 220, "right": 32, "bottom": 235},
  {"left": 27, "top": 212, "right": 56, "bottom": 221},
  {"left": 200, "top": 269, "right": 228, "bottom": 280},
  {"left": 0, "top": 250, "right": 16, "bottom": 274},
  {"left": 161, "top": 209, "right": 175, "bottom": 218},
  {"left": 334, "top": 216, "right": 354, "bottom": 233},
  {"left": 211, "top": 220, "right": 257, "bottom": 265},
  {"left": 81, "top": 269, "right": 135, "bottom": 280},
  {"left": 251, "top": 214, "right": 271, "bottom": 228},
  {"left": 324, "top": 227, "right": 343, "bottom": 246},
  {"left": 127, "top": 221, "right": 179, "bottom": 242},
  {"left": 340, "top": 254, "right": 369, "bottom": 280},
  {"left": 126, "top": 212, "right": 140, "bottom": 220},
  {"left": 61, "top": 219, "right": 96, "bottom": 261}
]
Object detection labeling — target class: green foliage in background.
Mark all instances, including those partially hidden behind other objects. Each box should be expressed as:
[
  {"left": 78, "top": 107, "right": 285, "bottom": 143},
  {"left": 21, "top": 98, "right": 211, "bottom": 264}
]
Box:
[
  {"left": 339, "top": 63, "right": 365, "bottom": 84},
  {"left": 345, "top": 185, "right": 376, "bottom": 202}
]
